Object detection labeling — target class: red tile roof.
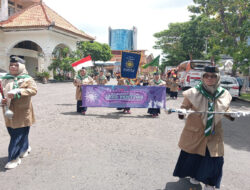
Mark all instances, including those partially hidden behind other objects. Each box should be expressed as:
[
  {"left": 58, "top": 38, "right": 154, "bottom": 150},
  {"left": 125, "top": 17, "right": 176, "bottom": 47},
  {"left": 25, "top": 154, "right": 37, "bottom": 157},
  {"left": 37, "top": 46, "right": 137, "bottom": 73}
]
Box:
[{"left": 0, "top": 2, "right": 95, "bottom": 40}]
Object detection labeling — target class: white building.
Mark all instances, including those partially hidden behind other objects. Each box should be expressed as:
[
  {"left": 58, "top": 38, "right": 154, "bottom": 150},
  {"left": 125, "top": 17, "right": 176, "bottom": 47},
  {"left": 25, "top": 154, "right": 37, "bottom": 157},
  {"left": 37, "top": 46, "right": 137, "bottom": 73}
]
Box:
[{"left": 0, "top": 0, "right": 94, "bottom": 77}]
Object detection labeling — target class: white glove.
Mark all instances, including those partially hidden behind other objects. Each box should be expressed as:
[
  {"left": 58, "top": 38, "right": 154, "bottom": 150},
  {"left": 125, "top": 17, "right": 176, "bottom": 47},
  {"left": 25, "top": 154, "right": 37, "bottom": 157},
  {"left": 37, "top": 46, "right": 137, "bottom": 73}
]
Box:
[
  {"left": 176, "top": 109, "right": 187, "bottom": 116},
  {"left": 230, "top": 112, "right": 244, "bottom": 118},
  {"left": 7, "top": 88, "right": 21, "bottom": 95}
]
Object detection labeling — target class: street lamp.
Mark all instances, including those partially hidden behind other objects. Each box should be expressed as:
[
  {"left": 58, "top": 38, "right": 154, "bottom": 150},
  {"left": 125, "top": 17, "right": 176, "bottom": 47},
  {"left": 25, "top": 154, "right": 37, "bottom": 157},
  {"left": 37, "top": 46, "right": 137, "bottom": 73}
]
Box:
[{"left": 243, "top": 58, "right": 249, "bottom": 90}]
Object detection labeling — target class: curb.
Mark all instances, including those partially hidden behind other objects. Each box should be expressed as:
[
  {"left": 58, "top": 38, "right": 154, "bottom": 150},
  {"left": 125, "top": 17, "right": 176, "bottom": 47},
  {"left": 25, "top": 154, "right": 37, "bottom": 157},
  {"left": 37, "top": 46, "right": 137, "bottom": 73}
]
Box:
[{"left": 236, "top": 97, "right": 250, "bottom": 103}]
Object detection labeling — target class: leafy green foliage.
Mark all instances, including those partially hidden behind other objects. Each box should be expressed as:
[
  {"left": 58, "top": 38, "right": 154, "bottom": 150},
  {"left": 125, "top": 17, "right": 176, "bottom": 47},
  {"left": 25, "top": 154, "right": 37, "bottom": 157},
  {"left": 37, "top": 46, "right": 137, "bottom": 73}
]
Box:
[
  {"left": 35, "top": 71, "right": 50, "bottom": 81},
  {"left": 76, "top": 41, "right": 112, "bottom": 62},
  {"left": 188, "top": 0, "right": 250, "bottom": 72},
  {"left": 154, "top": 0, "right": 250, "bottom": 74},
  {"left": 48, "top": 47, "right": 77, "bottom": 80}
]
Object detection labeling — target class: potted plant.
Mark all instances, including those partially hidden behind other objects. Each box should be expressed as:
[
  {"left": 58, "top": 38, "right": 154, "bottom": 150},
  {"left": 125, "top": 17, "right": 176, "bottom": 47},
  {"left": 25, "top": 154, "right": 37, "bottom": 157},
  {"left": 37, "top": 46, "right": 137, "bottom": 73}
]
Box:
[{"left": 35, "top": 71, "right": 50, "bottom": 84}]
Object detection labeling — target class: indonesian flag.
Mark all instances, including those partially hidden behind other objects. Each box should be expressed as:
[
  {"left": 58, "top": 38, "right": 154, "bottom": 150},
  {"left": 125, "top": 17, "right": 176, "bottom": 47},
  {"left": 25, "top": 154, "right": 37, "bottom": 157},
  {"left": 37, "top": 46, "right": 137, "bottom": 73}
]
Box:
[{"left": 71, "top": 55, "right": 93, "bottom": 71}]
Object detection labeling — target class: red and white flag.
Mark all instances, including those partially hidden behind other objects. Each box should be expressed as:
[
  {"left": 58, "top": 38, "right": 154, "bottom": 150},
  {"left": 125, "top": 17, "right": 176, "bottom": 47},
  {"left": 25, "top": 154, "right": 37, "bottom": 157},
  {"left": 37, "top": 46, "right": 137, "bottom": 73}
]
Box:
[{"left": 71, "top": 55, "right": 93, "bottom": 71}]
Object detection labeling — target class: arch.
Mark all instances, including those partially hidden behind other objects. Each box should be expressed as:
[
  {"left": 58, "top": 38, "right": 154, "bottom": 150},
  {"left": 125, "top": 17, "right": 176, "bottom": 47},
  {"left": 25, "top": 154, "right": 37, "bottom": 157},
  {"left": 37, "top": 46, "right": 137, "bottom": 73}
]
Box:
[
  {"left": 7, "top": 40, "right": 45, "bottom": 77},
  {"left": 52, "top": 43, "right": 72, "bottom": 59},
  {"left": 7, "top": 39, "right": 44, "bottom": 55}
]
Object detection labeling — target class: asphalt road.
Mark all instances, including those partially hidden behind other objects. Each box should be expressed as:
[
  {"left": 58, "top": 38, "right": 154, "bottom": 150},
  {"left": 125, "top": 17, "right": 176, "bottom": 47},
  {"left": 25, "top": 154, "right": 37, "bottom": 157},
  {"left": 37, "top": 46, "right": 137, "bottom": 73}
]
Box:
[{"left": 0, "top": 80, "right": 249, "bottom": 190}]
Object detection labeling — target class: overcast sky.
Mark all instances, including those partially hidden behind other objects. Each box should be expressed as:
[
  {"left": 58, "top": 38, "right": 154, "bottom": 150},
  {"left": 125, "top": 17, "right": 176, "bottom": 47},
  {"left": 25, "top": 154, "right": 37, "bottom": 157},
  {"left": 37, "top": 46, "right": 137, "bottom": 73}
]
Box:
[{"left": 43, "top": 0, "right": 194, "bottom": 57}]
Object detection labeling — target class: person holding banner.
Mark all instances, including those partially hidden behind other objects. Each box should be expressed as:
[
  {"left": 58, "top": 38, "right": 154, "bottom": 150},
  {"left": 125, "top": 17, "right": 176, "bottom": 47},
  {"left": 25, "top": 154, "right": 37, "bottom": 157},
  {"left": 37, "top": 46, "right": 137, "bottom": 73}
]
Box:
[
  {"left": 142, "top": 74, "right": 149, "bottom": 86},
  {"left": 73, "top": 67, "right": 94, "bottom": 115},
  {"left": 0, "top": 56, "right": 37, "bottom": 169},
  {"left": 116, "top": 77, "right": 134, "bottom": 114},
  {"left": 147, "top": 72, "right": 166, "bottom": 117},
  {"left": 96, "top": 69, "right": 108, "bottom": 85},
  {"left": 173, "top": 66, "right": 235, "bottom": 190}
]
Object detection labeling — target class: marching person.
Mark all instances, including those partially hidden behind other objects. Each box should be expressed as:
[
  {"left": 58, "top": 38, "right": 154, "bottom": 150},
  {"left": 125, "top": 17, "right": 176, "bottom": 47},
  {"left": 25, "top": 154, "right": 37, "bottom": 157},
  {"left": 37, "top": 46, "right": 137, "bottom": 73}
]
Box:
[
  {"left": 96, "top": 69, "right": 108, "bottom": 85},
  {"left": 122, "top": 78, "right": 134, "bottom": 114},
  {"left": 170, "top": 77, "right": 179, "bottom": 99},
  {"left": 142, "top": 74, "right": 149, "bottom": 86},
  {"left": 73, "top": 67, "right": 94, "bottom": 115},
  {"left": 173, "top": 66, "right": 235, "bottom": 190},
  {"left": 0, "top": 56, "right": 37, "bottom": 169},
  {"left": 106, "top": 72, "right": 111, "bottom": 81},
  {"left": 147, "top": 72, "right": 166, "bottom": 117},
  {"left": 116, "top": 75, "right": 133, "bottom": 114},
  {"left": 116, "top": 72, "right": 125, "bottom": 85},
  {"left": 165, "top": 72, "right": 171, "bottom": 95}
]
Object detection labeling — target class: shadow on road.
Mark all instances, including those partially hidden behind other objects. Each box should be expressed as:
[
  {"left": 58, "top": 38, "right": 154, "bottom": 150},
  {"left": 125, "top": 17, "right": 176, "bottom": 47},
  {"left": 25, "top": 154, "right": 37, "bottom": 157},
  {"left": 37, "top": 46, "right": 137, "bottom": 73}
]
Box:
[
  {"left": 55, "top": 104, "right": 75, "bottom": 106},
  {"left": 223, "top": 117, "right": 250, "bottom": 152},
  {"left": 0, "top": 157, "right": 8, "bottom": 172},
  {"left": 81, "top": 113, "right": 153, "bottom": 119},
  {"left": 61, "top": 112, "right": 80, "bottom": 115},
  {"left": 60, "top": 111, "right": 155, "bottom": 119},
  {"left": 161, "top": 178, "right": 202, "bottom": 190},
  {"left": 222, "top": 100, "right": 250, "bottom": 152}
]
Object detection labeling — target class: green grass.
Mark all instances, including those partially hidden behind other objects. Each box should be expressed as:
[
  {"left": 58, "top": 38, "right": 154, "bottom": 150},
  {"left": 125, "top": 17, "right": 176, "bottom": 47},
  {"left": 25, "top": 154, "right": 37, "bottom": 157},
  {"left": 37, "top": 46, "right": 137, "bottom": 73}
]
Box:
[{"left": 240, "top": 93, "right": 250, "bottom": 101}]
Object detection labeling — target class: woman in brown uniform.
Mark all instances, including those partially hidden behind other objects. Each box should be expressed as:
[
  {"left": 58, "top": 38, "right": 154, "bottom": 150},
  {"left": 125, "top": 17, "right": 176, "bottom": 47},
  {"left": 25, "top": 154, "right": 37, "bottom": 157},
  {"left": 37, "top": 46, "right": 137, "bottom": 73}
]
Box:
[
  {"left": 147, "top": 72, "right": 166, "bottom": 117},
  {"left": 73, "top": 67, "right": 94, "bottom": 115},
  {"left": 96, "top": 70, "right": 108, "bottom": 85},
  {"left": 1, "top": 56, "right": 37, "bottom": 169},
  {"left": 170, "top": 77, "right": 179, "bottom": 99},
  {"left": 173, "top": 66, "right": 235, "bottom": 190}
]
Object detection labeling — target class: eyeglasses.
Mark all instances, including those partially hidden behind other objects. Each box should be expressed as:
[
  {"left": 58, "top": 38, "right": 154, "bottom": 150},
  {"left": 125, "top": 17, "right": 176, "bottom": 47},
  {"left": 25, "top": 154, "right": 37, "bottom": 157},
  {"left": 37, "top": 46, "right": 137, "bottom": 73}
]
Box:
[
  {"left": 9, "top": 63, "right": 19, "bottom": 67},
  {"left": 204, "top": 74, "right": 217, "bottom": 79}
]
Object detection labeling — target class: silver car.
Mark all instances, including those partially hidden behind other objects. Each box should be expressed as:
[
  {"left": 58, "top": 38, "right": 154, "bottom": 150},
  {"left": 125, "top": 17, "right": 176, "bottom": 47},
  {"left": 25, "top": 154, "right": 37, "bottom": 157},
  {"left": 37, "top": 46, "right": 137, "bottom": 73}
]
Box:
[{"left": 220, "top": 75, "right": 239, "bottom": 100}]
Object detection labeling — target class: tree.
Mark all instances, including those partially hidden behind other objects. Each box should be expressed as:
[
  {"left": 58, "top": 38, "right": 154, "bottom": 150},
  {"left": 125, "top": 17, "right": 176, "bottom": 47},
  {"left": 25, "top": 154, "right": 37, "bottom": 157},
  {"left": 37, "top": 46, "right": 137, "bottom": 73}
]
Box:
[
  {"left": 188, "top": 0, "right": 250, "bottom": 72},
  {"left": 154, "top": 15, "right": 212, "bottom": 69},
  {"left": 76, "top": 41, "right": 112, "bottom": 63},
  {"left": 48, "top": 47, "right": 77, "bottom": 80}
]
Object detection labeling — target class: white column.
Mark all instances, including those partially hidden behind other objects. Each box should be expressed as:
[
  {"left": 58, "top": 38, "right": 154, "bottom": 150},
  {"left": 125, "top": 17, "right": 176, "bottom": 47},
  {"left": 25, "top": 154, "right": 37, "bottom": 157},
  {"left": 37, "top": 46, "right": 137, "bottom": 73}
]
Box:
[
  {"left": 0, "top": 52, "right": 10, "bottom": 71},
  {"left": 44, "top": 52, "right": 53, "bottom": 78},
  {"left": 0, "top": 0, "right": 8, "bottom": 21}
]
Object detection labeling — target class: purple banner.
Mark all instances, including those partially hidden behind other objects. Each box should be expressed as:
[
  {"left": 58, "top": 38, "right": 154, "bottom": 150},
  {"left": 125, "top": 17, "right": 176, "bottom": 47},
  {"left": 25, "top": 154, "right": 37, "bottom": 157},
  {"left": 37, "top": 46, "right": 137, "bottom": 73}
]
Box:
[{"left": 81, "top": 85, "right": 166, "bottom": 108}]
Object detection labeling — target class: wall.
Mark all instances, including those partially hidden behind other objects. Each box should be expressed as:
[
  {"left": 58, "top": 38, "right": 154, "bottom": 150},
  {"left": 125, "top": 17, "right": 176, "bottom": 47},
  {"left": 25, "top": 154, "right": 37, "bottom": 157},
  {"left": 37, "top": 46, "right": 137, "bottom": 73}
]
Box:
[{"left": 0, "top": 29, "right": 82, "bottom": 74}]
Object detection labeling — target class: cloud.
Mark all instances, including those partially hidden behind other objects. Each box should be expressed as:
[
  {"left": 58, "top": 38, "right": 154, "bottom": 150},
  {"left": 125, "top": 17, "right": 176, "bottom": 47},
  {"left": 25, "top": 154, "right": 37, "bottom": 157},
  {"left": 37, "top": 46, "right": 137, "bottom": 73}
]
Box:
[{"left": 44, "top": 0, "right": 193, "bottom": 56}]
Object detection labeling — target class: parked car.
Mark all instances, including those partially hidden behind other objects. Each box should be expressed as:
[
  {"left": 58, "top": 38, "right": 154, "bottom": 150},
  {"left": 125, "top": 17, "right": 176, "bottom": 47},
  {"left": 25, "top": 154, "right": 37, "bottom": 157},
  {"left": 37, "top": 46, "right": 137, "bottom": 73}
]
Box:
[
  {"left": 0, "top": 68, "right": 7, "bottom": 77},
  {"left": 178, "top": 60, "right": 213, "bottom": 90},
  {"left": 220, "top": 75, "right": 239, "bottom": 100}
]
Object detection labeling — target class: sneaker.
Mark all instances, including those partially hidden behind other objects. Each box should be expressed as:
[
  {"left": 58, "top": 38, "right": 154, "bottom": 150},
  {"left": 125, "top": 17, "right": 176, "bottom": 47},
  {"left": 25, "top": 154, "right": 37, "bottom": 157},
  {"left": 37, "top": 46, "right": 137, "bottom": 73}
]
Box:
[
  {"left": 204, "top": 185, "right": 215, "bottom": 190},
  {"left": 152, "top": 114, "right": 157, "bottom": 118},
  {"left": 20, "top": 146, "right": 31, "bottom": 158},
  {"left": 82, "top": 111, "right": 86, "bottom": 115},
  {"left": 190, "top": 178, "right": 200, "bottom": 185},
  {"left": 5, "top": 158, "right": 21, "bottom": 169}
]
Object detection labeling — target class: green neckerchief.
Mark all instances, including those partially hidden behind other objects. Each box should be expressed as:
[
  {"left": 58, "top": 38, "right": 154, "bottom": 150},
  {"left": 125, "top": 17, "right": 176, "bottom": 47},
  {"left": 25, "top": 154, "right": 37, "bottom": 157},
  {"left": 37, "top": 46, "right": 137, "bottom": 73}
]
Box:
[
  {"left": 98, "top": 75, "right": 106, "bottom": 80},
  {"left": 153, "top": 79, "right": 162, "bottom": 85},
  {"left": 125, "top": 79, "right": 135, "bottom": 85},
  {"left": 76, "top": 74, "right": 88, "bottom": 80},
  {"left": 195, "top": 82, "right": 225, "bottom": 136},
  {"left": 1, "top": 74, "right": 31, "bottom": 99}
]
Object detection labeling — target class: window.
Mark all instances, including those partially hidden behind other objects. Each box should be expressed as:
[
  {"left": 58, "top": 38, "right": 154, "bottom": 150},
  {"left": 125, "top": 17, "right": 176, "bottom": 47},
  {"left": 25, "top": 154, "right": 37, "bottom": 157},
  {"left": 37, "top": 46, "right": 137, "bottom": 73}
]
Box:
[
  {"left": 8, "top": 1, "right": 15, "bottom": 16},
  {"left": 17, "top": 4, "right": 22, "bottom": 9},
  {"left": 8, "top": 1, "right": 14, "bottom": 5}
]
